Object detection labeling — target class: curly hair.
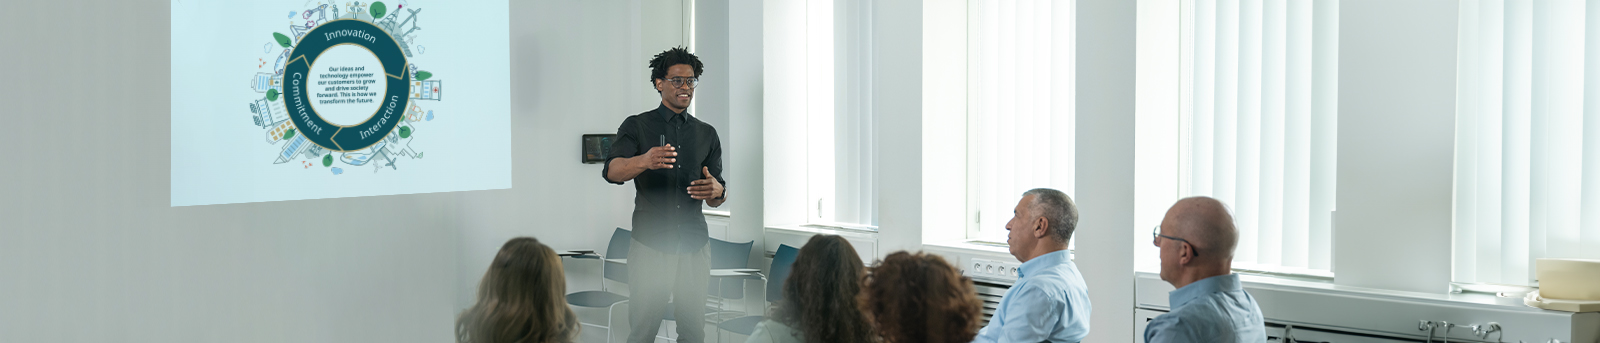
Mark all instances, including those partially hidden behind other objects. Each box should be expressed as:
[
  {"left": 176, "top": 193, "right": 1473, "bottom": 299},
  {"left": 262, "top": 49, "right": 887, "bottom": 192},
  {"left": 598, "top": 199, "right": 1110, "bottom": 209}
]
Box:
[
  {"left": 647, "top": 46, "right": 704, "bottom": 92},
  {"left": 768, "top": 235, "right": 875, "bottom": 343},
  {"left": 456, "top": 237, "right": 579, "bottom": 343},
  {"left": 858, "top": 251, "right": 983, "bottom": 343}
]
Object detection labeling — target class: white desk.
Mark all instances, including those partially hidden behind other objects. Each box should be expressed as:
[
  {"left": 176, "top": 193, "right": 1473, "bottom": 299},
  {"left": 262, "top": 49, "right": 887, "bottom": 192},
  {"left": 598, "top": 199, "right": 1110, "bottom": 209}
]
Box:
[
  {"left": 710, "top": 269, "right": 756, "bottom": 278},
  {"left": 606, "top": 259, "right": 753, "bottom": 278}
]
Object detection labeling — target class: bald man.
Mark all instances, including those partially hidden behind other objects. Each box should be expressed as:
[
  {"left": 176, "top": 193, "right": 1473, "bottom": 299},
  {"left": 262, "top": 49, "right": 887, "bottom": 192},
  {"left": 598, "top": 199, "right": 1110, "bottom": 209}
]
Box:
[{"left": 1144, "top": 197, "right": 1266, "bottom": 343}]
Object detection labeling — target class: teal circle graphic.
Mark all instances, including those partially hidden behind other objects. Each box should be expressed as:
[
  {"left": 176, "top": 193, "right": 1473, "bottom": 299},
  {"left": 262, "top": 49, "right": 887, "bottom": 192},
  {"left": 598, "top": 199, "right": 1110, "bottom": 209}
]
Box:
[{"left": 281, "top": 19, "right": 410, "bottom": 152}]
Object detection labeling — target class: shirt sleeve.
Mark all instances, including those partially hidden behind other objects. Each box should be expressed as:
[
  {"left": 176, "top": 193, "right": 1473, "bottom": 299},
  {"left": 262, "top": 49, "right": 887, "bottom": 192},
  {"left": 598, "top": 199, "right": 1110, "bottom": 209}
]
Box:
[
  {"left": 972, "top": 321, "right": 1000, "bottom": 343},
  {"left": 1143, "top": 314, "right": 1192, "bottom": 343},
  {"left": 602, "top": 116, "right": 640, "bottom": 185},
  {"left": 705, "top": 127, "right": 727, "bottom": 197},
  {"left": 996, "top": 284, "right": 1065, "bottom": 343}
]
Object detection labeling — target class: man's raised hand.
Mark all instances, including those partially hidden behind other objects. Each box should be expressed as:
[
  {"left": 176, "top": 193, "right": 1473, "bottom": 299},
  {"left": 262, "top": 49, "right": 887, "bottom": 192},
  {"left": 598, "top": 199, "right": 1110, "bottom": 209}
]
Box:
[
  {"left": 688, "top": 166, "right": 723, "bottom": 200},
  {"left": 642, "top": 144, "right": 677, "bottom": 170}
]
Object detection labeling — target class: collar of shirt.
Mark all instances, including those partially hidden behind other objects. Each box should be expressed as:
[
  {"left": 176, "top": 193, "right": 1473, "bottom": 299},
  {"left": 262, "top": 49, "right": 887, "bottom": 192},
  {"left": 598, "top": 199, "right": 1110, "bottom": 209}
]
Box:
[
  {"left": 655, "top": 103, "right": 689, "bottom": 123},
  {"left": 1168, "top": 273, "right": 1244, "bottom": 308},
  {"left": 1018, "top": 249, "right": 1071, "bottom": 279}
]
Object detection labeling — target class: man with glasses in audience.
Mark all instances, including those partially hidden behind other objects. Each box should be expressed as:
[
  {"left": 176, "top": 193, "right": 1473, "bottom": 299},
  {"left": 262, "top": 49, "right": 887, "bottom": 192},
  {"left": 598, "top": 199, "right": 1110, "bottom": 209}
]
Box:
[
  {"left": 972, "top": 188, "right": 1092, "bottom": 343},
  {"left": 1146, "top": 197, "right": 1266, "bottom": 342},
  {"left": 602, "top": 46, "right": 726, "bottom": 343}
]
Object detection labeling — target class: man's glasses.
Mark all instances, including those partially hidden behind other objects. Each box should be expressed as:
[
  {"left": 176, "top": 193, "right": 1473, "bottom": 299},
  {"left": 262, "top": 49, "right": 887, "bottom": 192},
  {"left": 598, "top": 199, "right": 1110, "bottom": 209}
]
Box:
[
  {"left": 662, "top": 77, "right": 699, "bottom": 89},
  {"left": 1152, "top": 225, "right": 1200, "bottom": 257}
]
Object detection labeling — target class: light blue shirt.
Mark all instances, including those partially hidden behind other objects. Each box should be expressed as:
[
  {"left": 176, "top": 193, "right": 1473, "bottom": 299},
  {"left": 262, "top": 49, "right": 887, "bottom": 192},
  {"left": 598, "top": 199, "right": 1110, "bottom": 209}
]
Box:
[
  {"left": 972, "top": 250, "right": 1091, "bottom": 343},
  {"left": 1144, "top": 274, "right": 1267, "bottom": 343}
]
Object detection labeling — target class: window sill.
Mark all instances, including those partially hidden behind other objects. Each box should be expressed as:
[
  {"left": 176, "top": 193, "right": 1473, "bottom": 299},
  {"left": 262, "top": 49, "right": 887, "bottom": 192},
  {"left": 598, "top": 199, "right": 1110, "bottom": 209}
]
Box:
[
  {"left": 1137, "top": 270, "right": 1548, "bottom": 312},
  {"left": 1135, "top": 262, "right": 1333, "bottom": 283},
  {"left": 923, "top": 240, "right": 1013, "bottom": 257},
  {"left": 788, "top": 222, "right": 878, "bottom": 234}
]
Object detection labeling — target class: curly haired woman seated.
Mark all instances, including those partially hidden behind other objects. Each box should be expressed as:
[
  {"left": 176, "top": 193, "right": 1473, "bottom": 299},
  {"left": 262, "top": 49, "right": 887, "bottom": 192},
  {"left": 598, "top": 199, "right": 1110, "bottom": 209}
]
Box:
[
  {"left": 858, "top": 251, "right": 985, "bottom": 343},
  {"left": 746, "top": 234, "right": 876, "bottom": 343}
]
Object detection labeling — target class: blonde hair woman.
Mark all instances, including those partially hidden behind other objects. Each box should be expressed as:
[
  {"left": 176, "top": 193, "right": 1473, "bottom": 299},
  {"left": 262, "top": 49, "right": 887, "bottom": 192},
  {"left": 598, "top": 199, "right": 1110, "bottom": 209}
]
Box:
[{"left": 457, "top": 237, "right": 580, "bottom": 343}]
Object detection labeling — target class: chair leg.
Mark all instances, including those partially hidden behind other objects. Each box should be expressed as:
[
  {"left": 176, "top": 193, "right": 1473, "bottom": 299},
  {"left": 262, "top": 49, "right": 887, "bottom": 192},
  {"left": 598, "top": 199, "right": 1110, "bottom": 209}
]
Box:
[{"left": 606, "top": 301, "right": 626, "bottom": 343}]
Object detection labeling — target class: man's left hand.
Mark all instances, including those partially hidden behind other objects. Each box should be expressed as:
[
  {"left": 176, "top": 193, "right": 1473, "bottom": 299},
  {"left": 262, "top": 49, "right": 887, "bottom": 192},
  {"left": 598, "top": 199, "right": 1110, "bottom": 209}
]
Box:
[{"left": 688, "top": 166, "right": 723, "bottom": 200}]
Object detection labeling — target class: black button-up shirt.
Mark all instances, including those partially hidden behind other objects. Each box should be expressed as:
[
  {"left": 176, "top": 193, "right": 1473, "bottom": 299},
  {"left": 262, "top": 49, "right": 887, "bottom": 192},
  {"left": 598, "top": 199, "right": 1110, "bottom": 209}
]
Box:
[{"left": 603, "top": 104, "right": 726, "bottom": 254}]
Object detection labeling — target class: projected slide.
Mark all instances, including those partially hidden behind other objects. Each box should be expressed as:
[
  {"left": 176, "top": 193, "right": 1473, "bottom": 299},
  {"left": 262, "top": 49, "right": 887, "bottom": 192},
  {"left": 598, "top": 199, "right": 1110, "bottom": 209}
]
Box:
[{"left": 171, "top": 1, "right": 510, "bottom": 206}]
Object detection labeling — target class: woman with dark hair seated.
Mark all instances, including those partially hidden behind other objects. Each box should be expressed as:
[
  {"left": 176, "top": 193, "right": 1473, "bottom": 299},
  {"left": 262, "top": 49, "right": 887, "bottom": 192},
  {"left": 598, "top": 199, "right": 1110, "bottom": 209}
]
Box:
[
  {"left": 457, "top": 237, "right": 580, "bottom": 343},
  {"left": 858, "top": 251, "right": 985, "bottom": 343},
  {"left": 747, "top": 234, "right": 875, "bottom": 343}
]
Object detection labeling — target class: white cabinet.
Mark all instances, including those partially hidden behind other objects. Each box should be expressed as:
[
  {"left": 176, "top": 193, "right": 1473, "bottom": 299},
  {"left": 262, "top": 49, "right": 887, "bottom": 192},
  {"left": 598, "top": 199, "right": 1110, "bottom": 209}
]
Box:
[{"left": 1133, "top": 272, "right": 1598, "bottom": 343}]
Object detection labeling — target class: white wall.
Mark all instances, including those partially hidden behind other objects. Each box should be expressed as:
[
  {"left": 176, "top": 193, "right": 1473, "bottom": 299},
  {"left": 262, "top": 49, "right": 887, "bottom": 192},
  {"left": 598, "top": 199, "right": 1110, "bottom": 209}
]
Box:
[
  {"left": 696, "top": 0, "right": 767, "bottom": 315},
  {"left": 722, "top": 0, "right": 765, "bottom": 249},
  {"left": 874, "top": 0, "right": 926, "bottom": 255},
  {"left": 1075, "top": 0, "right": 1139, "bottom": 341},
  {"left": 0, "top": 1, "right": 456, "bottom": 342},
  {"left": 454, "top": 0, "right": 691, "bottom": 311},
  {"left": 1333, "top": 0, "right": 1459, "bottom": 294}
]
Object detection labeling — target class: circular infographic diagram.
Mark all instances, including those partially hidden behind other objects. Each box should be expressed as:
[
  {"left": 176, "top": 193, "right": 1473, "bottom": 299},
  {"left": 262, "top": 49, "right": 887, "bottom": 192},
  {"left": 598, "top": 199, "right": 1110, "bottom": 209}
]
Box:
[
  {"left": 283, "top": 19, "right": 410, "bottom": 152},
  {"left": 247, "top": 1, "right": 443, "bottom": 175}
]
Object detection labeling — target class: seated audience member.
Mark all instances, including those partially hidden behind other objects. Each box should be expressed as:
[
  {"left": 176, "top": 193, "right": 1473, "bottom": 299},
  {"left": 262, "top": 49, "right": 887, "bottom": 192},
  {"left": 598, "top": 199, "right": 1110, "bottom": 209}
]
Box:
[
  {"left": 746, "top": 234, "right": 874, "bottom": 343},
  {"left": 858, "top": 251, "right": 984, "bottom": 343},
  {"left": 973, "top": 188, "right": 1092, "bottom": 343},
  {"left": 457, "top": 237, "right": 580, "bottom": 343},
  {"left": 1145, "top": 197, "right": 1267, "bottom": 343}
]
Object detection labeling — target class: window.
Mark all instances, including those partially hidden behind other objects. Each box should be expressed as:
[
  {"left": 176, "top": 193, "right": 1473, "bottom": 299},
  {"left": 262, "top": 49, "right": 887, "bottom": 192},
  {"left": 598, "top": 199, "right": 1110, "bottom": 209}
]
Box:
[
  {"left": 1137, "top": 0, "right": 1339, "bottom": 276},
  {"left": 1452, "top": 0, "right": 1600, "bottom": 287},
  {"left": 761, "top": 0, "right": 877, "bottom": 228},
  {"left": 965, "top": 0, "right": 1076, "bottom": 243}
]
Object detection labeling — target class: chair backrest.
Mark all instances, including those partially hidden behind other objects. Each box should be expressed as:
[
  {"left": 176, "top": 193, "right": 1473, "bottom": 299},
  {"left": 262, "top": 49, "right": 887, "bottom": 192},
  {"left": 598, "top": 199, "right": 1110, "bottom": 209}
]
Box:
[
  {"left": 766, "top": 244, "right": 801, "bottom": 303},
  {"left": 604, "top": 228, "right": 631, "bottom": 283},
  {"left": 708, "top": 238, "right": 755, "bottom": 299}
]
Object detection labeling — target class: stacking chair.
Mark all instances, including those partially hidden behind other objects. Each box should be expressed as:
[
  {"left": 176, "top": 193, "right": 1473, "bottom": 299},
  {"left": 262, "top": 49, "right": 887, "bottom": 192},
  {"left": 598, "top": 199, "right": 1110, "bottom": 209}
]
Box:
[
  {"left": 657, "top": 237, "right": 755, "bottom": 342},
  {"left": 565, "top": 228, "right": 632, "bottom": 343},
  {"left": 716, "top": 244, "right": 801, "bottom": 339},
  {"left": 708, "top": 238, "right": 756, "bottom": 305}
]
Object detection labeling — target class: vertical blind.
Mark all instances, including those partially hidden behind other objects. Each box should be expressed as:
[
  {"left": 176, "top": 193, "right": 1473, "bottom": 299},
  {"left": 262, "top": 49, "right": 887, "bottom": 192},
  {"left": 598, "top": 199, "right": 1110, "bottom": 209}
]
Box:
[
  {"left": 834, "top": 0, "right": 877, "bottom": 226},
  {"left": 1454, "top": 0, "right": 1600, "bottom": 287},
  {"left": 1179, "top": 0, "right": 1337, "bottom": 274},
  {"left": 805, "top": 0, "right": 878, "bottom": 226},
  {"left": 968, "top": 0, "right": 1076, "bottom": 242}
]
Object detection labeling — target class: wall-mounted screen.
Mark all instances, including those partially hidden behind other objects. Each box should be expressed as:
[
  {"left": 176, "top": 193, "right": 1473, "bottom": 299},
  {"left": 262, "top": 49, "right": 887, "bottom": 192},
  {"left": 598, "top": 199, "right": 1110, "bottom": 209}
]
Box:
[
  {"left": 583, "top": 134, "right": 616, "bottom": 164},
  {"left": 171, "top": 0, "right": 511, "bottom": 206}
]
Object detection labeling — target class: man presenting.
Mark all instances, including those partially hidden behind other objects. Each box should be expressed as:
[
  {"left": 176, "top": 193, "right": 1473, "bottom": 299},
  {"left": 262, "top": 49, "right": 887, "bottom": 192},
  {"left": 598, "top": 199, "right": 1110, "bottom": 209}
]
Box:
[
  {"left": 973, "top": 188, "right": 1092, "bottom": 343},
  {"left": 603, "top": 47, "right": 726, "bottom": 343},
  {"left": 1145, "top": 197, "right": 1266, "bottom": 342}
]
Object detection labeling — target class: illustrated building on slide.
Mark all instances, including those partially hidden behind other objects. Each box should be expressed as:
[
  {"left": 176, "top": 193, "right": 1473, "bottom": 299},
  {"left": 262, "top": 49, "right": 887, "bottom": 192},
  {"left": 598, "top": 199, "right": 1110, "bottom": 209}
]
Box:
[
  {"left": 252, "top": 72, "right": 284, "bottom": 94},
  {"left": 251, "top": 98, "right": 288, "bottom": 129},
  {"left": 411, "top": 80, "right": 441, "bottom": 101}
]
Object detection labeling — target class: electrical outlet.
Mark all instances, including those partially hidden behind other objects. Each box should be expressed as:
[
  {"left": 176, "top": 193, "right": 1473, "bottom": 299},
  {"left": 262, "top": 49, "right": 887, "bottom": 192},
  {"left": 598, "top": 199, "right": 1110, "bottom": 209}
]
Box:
[{"left": 970, "top": 258, "right": 1022, "bottom": 280}]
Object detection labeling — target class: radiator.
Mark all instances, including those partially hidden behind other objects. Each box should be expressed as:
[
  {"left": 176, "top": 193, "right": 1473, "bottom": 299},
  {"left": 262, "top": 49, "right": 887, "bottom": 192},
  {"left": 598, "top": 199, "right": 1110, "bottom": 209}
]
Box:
[{"left": 973, "top": 279, "right": 1012, "bottom": 326}]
